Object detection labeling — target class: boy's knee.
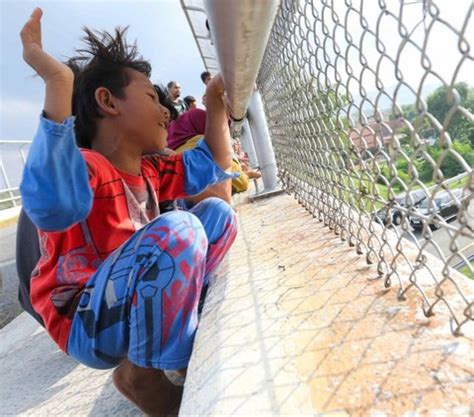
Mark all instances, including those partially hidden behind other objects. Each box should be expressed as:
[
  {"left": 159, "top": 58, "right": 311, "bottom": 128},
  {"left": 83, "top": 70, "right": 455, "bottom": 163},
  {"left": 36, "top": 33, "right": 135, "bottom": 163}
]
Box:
[
  {"left": 195, "top": 197, "right": 236, "bottom": 223},
  {"left": 190, "top": 197, "right": 237, "bottom": 245},
  {"left": 113, "top": 360, "right": 183, "bottom": 415},
  {"left": 151, "top": 210, "right": 208, "bottom": 254}
]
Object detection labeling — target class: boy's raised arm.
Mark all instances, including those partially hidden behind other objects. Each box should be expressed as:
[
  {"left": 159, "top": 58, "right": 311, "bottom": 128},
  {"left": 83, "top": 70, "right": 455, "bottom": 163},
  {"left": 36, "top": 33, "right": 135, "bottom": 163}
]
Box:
[
  {"left": 20, "top": 8, "right": 92, "bottom": 231},
  {"left": 204, "top": 74, "right": 233, "bottom": 171},
  {"left": 21, "top": 7, "right": 74, "bottom": 122}
]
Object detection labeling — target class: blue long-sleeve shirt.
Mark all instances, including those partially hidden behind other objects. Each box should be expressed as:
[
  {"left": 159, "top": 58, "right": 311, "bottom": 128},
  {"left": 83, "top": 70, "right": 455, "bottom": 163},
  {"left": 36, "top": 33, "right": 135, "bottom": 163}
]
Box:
[{"left": 20, "top": 115, "right": 236, "bottom": 231}]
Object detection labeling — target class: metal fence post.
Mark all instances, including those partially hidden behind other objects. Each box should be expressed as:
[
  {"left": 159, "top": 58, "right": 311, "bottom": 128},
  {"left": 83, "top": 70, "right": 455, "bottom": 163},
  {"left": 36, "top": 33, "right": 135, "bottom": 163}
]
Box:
[
  {"left": 247, "top": 90, "right": 279, "bottom": 192},
  {"left": 240, "top": 119, "right": 259, "bottom": 169}
]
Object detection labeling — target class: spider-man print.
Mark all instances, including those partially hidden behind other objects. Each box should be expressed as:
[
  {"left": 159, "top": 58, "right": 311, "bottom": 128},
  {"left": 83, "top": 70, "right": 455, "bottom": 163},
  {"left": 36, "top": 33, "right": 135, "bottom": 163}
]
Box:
[
  {"left": 21, "top": 117, "right": 238, "bottom": 368},
  {"left": 67, "top": 198, "right": 237, "bottom": 370}
]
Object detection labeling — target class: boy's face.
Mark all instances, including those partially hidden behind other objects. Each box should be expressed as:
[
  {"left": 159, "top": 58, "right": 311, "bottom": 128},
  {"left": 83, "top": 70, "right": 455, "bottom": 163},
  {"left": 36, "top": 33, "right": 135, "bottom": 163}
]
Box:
[{"left": 116, "top": 69, "right": 170, "bottom": 152}]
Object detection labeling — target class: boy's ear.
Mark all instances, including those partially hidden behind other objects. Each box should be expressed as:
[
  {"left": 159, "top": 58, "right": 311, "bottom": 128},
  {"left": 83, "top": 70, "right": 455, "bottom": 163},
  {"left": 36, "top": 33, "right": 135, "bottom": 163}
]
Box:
[{"left": 95, "top": 87, "right": 119, "bottom": 116}]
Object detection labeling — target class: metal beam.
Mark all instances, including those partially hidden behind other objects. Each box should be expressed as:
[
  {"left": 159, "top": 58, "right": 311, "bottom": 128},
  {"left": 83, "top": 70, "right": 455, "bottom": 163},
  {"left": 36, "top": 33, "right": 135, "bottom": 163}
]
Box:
[
  {"left": 180, "top": 0, "right": 213, "bottom": 72},
  {"left": 203, "top": 0, "right": 280, "bottom": 124}
]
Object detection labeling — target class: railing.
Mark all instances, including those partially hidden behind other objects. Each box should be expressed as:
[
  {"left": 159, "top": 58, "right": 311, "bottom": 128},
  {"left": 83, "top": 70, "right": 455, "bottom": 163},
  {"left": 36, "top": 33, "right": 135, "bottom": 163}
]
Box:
[
  {"left": 0, "top": 140, "right": 31, "bottom": 209},
  {"left": 183, "top": 0, "right": 473, "bottom": 335},
  {"left": 182, "top": 0, "right": 281, "bottom": 192},
  {"left": 257, "top": 0, "right": 473, "bottom": 334}
]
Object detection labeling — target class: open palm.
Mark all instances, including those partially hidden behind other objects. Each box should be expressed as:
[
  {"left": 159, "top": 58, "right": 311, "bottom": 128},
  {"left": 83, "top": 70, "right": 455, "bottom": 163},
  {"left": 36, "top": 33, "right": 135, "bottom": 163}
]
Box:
[{"left": 20, "top": 8, "right": 73, "bottom": 82}]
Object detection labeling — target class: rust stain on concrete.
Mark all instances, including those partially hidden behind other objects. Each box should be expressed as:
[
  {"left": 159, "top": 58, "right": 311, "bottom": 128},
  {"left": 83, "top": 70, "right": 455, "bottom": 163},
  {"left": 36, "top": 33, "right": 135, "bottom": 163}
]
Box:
[{"left": 181, "top": 193, "right": 473, "bottom": 417}]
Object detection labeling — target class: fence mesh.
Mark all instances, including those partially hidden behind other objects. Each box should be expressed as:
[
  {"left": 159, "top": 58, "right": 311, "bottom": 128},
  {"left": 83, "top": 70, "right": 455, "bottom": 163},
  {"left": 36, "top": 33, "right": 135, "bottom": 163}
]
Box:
[{"left": 257, "top": 0, "right": 473, "bottom": 335}]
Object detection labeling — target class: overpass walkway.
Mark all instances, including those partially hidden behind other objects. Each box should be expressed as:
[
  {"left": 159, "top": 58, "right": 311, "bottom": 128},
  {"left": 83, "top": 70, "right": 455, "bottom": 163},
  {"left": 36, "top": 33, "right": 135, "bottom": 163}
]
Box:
[{"left": 1, "top": 190, "right": 472, "bottom": 416}]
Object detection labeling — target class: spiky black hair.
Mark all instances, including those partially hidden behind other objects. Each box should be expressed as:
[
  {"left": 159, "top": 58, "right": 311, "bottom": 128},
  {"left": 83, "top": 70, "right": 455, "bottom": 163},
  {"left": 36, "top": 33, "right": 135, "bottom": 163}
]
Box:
[{"left": 67, "top": 27, "right": 151, "bottom": 148}]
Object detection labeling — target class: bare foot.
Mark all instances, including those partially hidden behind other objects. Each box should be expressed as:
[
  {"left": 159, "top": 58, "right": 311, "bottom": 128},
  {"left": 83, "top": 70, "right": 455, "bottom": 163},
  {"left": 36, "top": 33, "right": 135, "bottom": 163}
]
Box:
[{"left": 113, "top": 359, "right": 183, "bottom": 416}]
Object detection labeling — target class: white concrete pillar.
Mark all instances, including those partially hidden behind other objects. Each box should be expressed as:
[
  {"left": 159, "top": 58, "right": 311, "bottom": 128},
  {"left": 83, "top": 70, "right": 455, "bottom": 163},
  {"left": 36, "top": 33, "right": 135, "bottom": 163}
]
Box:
[
  {"left": 247, "top": 91, "right": 279, "bottom": 191},
  {"left": 240, "top": 119, "right": 259, "bottom": 169}
]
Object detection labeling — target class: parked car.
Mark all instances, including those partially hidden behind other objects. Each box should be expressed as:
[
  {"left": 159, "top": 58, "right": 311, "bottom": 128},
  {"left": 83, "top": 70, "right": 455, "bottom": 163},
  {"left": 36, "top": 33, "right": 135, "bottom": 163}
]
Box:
[
  {"left": 409, "top": 189, "right": 466, "bottom": 230},
  {"left": 375, "top": 189, "right": 428, "bottom": 226}
]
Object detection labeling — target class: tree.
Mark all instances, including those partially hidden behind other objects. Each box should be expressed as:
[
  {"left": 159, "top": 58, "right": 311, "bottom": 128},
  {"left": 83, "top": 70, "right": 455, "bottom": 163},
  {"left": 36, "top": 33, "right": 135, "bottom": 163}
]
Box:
[
  {"left": 414, "top": 141, "right": 473, "bottom": 182},
  {"left": 427, "top": 82, "right": 474, "bottom": 146},
  {"left": 389, "top": 104, "right": 434, "bottom": 141}
]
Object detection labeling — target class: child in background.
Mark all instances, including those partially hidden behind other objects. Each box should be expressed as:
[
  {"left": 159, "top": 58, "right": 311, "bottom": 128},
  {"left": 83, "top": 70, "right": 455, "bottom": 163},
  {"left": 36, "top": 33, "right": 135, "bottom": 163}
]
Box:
[
  {"left": 19, "top": 8, "right": 237, "bottom": 416},
  {"left": 168, "top": 108, "right": 261, "bottom": 197},
  {"left": 183, "top": 95, "right": 197, "bottom": 109}
]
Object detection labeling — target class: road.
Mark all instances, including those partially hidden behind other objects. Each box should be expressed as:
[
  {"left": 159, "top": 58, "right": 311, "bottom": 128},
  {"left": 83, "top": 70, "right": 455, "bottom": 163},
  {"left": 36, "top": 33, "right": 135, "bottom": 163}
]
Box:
[
  {"left": 0, "top": 223, "right": 22, "bottom": 328},
  {"left": 407, "top": 224, "right": 474, "bottom": 267},
  {"left": 402, "top": 201, "right": 474, "bottom": 267}
]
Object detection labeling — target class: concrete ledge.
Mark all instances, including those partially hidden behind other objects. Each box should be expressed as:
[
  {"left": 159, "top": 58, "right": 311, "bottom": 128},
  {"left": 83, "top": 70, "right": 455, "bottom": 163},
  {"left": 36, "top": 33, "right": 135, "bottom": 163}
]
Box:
[
  {"left": 0, "top": 206, "right": 21, "bottom": 228},
  {"left": 1, "top": 194, "right": 472, "bottom": 416},
  {"left": 181, "top": 194, "right": 473, "bottom": 416}
]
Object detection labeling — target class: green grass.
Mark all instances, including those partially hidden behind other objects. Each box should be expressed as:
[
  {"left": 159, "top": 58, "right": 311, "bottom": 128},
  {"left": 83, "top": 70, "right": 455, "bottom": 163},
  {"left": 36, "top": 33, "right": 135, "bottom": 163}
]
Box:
[
  {"left": 423, "top": 175, "right": 469, "bottom": 192},
  {"left": 331, "top": 175, "right": 389, "bottom": 214},
  {"left": 345, "top": 160, "right": 469, "bottom": 210},
  {"left": 459, "top": 261, "right": 474, "bottom": 280}
]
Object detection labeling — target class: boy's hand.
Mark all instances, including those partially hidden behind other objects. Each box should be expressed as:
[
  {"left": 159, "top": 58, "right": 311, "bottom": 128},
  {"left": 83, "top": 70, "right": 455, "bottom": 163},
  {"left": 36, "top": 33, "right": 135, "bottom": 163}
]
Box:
[
  {"left": 205, "top": 73, "right": 225, "bottom": 97},
  {"left": 205, "top": 73, "right": 232, "bottom": 116},
  {"left": 21, "top": 8, "right": 73, "bottom": 83},
  {"left": 21, "top": 7, "right": 73, "bottom": 122}
]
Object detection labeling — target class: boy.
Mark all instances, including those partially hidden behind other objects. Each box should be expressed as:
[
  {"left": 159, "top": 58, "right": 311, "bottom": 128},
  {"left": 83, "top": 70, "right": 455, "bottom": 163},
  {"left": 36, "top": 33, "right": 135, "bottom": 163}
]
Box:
[{"left": 19, "top": 8, "right": 237, "bottom": 416}]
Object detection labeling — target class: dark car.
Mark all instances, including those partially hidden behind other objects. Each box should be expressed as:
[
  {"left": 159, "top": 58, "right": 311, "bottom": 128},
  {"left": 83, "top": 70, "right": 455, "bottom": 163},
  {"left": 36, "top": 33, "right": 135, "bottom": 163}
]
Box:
[
  {"left": 409, "top": 189, "right": 466, "bottom": 230},
  {"left": 375, "top": 189, "right": 428, "bottom": 226}
]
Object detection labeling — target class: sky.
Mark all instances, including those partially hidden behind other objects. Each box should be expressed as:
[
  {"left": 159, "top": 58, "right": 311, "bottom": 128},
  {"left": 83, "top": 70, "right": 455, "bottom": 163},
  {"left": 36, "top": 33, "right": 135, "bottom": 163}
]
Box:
[
  {"left": 0, "top": 0, "right": 207, "bottom": 141},
  {"left": 290, "top": 0, "right": 474, "bottom": 113},
  {"left": 1, "top": 0, "right": 473, "bottom": 142}
]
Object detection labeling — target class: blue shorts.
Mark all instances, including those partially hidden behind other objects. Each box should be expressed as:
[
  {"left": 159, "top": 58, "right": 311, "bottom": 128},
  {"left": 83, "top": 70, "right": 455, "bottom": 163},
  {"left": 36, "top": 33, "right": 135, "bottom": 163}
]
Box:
[{"left": 67, "top": 198, "right": 237, "bottom": 370}]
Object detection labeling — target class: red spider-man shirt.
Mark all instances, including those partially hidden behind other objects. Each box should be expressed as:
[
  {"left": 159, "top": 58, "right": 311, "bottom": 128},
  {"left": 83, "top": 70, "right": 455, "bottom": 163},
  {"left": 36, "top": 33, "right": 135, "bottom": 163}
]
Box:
[{"left": 21, "top": 116, "right": 234, "bottom": 351}]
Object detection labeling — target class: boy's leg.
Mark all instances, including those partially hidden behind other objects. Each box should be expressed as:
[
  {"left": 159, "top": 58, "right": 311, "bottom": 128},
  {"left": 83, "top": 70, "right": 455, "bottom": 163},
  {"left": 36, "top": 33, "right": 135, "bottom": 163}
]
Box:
[
  {"left": 112, "top": 198, "right": 237, "bottom": 416},
  {"left": 188, "top": 197, "right": 238, "bottom": 283},
  {"left": 67, "top": 211, "right": 209, "bottom": 415},
  {"left": 113, "top": 359, "right": 183, "bottom": 416}
]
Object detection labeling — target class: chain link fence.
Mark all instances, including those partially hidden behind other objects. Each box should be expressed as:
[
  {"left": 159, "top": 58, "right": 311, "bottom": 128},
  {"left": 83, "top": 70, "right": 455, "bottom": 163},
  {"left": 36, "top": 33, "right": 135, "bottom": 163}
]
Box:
[{"left": 258, "top": 0, "right": 473, "bottom": 335}]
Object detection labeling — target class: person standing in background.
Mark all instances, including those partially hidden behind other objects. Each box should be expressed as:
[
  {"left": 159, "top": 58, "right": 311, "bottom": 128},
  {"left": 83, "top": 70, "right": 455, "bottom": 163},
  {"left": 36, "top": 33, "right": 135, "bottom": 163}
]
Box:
[
  {"left": 200, "top": 71, "right": 212, "bottom": 86},
  {"left": 200, "top": 71, "right": 212, "bottom": 107},
  {"left": 167, "top": 80, "right": 187, "bottom": 115}
]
